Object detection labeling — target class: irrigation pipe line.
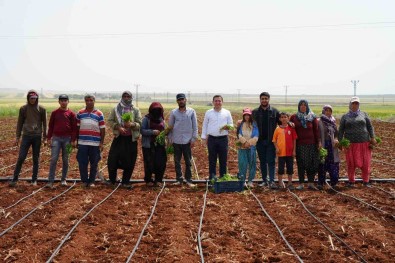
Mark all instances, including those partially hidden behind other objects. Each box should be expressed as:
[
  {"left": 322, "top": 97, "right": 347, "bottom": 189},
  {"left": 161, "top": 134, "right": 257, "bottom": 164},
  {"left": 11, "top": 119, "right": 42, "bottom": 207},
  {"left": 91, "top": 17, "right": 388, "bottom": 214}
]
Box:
[
  {"left": 325, "top": 181, "right": 395, "bottom": 220},
  {"left": 0, "top": 148, "right": 51, "bottom": 172},
  {"left": 288, "top": 189, "right": 368, "bottom": 263},
  {"left": 126, "top": 182, "right": 166, "bottom": 263},
  {"left": 2, "top": 186, "right": 45, "bottom": 210},
  {"left": 46, "top": 183, "right": 121, "bottom": 263},
  {"left": 197, "top": 181, "right": 209, "bottom": 263},
  {"left": 0, "top": 181, "right": 76, "bottom": 238},
  {"left": 372, "top": 185, "right": 395, "bottom": 198},
  {"left": 191, "top": 155, "right": 200, "bottom": 180},
  {"left": 248, "top": 188, "right": 304, "bottom": 263}
]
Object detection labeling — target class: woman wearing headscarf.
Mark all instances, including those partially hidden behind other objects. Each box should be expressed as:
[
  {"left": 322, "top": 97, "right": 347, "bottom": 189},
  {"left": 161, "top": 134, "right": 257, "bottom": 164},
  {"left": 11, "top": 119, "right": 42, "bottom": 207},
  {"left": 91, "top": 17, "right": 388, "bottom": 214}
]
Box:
[
  {"left": 107, "top": 91, "right": 142, "bottom": 188},
  {"left": 290, "top": 99, "right": 320, "bottom": 190},
  {"left": 141, "top": 102, "right": 167, "bottom": 186},
  {"left": 317, "top": 105, "right": 340, "bottom": 189},
  {"left": 338, "top": 97, "right": 376, "bottom": 187}
]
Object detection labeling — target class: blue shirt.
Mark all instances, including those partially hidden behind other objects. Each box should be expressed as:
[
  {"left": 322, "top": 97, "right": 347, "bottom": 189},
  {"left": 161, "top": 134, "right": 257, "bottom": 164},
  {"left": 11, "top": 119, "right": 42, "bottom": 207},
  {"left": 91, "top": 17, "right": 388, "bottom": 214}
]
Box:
[{"left": 168, "top": 107, "right": 198, "bottom": 144}]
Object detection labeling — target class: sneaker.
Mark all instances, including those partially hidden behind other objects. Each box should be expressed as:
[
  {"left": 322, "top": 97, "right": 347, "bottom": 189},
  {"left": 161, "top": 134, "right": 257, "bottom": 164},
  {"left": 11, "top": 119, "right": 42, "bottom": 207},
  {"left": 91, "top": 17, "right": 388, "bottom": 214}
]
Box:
[
  {"left": 9, "top": 181, "right": 17, "bottom": 187},
  {"left": 308, "top": 184, "right": 318, "bottom": 190},
  {"left": 269, "top": 182, "right": 278, "bottom": 189},
  {"left": 88, "top": 183, "right": 95, "bottom": 188},
  {"left": 247, "top": 182, "right": 254, "bottom": 188},
  {"left": 45, "top": 182, "right": 54, "bottom": 189},
  {"left": 287, "top": 184, "right": 295, "bottom": 190},
  {"left": 258, "top": 181, "right": 268, "bottom": 187},
  {"left": 61, "top": 180, "right": 68, "bottom": 186},
  {"left": 31, "top": 181, "right": 37, "bottom": 186},
  {"left": 186, "top": 182, "right": 196, "bottom": 188},
  {"left": 296, "top": 185, "right": 304, "bottom": 190},
  {"left": 363, "top": 182, "right": 372, "bottom": 188},
  {"left": 121, "top": 183, "right": 133, "bottom": 189},
  {"left": 153, "top": 182, "right": 163, "bottom": 188},
  {"left": 172, "top": 181, "right": 182, "bottom": 186},
  {"left": 317, "top": 184, "right": 324, "bottom": 190}
]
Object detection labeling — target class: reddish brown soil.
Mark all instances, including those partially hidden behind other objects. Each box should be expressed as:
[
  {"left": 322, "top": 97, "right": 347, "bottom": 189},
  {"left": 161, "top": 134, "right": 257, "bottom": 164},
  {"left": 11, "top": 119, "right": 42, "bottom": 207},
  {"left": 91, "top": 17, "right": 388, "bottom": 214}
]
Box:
[{"left": 0, "top": 115, "right": 394, "bottom": 262}]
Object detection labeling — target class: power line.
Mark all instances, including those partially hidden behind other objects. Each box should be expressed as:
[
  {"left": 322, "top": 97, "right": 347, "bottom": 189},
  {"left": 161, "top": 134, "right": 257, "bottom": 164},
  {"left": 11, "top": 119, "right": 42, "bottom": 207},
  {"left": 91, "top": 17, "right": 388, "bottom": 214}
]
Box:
[{"left": 1, "top": 21, "right": 394, "bottom": 39}]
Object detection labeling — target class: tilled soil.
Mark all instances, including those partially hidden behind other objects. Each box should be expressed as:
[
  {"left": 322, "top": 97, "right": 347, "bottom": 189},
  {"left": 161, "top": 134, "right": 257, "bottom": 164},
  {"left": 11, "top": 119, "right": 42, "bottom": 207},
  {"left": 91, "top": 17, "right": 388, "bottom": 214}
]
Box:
[{"left": 0, "top": 116, "right": 394, "bottom": 262}]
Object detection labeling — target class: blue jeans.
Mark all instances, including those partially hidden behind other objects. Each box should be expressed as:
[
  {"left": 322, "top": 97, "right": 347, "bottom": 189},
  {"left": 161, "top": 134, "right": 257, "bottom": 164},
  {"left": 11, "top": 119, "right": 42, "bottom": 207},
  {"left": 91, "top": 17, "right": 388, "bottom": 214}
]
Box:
[
  {"left": 256, "top": 139, "right": 276, "bottom": 183},
  {"left": 238, "top": 148, "right": 257, "bottom": 182},
  {"left": 208, "top": 135, "right": 228, "bottom": 179},
  {"left": 48, "top": 136, "right": 71, "bottom": 182},
  {"left": 13, "top": 135, "right": 42, "bottom": 182},
  {"left": 77, "top": 145, "right": 101, "bottom": 184},
  {"left": 173, "top": 143, "right": 193, "bottom": 182}
]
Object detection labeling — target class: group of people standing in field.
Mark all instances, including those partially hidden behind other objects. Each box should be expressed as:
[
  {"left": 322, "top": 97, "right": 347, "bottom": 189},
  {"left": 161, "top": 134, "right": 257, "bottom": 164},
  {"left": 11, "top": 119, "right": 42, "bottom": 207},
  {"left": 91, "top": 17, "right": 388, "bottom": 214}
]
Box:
[{"left": 9, "top": 89, "right": 377, "bottom": 190}]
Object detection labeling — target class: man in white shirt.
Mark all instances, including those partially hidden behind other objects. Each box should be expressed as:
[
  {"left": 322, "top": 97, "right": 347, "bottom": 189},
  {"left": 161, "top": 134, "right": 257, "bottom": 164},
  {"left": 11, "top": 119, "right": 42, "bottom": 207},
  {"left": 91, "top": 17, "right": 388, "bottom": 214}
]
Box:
[{"left": 201, "top": 95, "right": 233, "bottom": 180}]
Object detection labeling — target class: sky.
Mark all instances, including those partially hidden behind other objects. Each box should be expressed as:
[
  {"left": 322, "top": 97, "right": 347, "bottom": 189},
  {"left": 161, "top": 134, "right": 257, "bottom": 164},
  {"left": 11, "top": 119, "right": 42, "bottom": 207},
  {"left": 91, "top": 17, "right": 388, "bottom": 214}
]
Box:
[{"left": 0, "top": 0, "right": 394, "bottom": 96}]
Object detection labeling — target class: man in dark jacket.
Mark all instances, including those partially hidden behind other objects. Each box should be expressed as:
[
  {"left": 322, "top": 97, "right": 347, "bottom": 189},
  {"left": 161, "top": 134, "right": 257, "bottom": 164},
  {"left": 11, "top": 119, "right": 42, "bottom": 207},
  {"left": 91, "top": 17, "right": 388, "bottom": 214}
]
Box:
[
  {"left": 252, "top": 92, "right": 279, "bottom": 189},
  {"left": 10, "top": 90, "right": 47, "bottom": 186}
]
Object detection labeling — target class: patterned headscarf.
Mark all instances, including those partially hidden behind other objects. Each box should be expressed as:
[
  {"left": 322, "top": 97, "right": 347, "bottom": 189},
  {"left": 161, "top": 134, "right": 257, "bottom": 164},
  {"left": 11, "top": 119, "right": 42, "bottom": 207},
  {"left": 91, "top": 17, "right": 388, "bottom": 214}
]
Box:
[
  {"left": 296, "top": 99, "right": 316, "bottom": 128},
  {"left": 347, "top": 97, "right": 361, "bottom": 117},
  {"left": 115, "top": 91, "right": 134, "bottom": 125},
  {"left": 320, "top": 105, "right": 337, "bottom": 137}
]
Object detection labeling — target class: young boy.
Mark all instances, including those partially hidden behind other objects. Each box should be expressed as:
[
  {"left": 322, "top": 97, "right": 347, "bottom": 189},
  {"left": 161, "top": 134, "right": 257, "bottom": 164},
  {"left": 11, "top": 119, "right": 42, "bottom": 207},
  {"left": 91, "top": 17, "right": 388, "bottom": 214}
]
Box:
[
  {"left": 46, "top": 94, "right": 77, "bottom": 188},
  {"left": 272, "top": 112, "right": 297, "bottom": 189}
]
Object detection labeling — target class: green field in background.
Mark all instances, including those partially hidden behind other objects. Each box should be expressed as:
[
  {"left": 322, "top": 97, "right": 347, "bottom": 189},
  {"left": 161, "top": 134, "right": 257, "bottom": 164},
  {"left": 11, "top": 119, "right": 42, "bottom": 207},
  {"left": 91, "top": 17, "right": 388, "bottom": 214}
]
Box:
[{"left": 1, "top": 98, "right": 394, "bottom": 121}]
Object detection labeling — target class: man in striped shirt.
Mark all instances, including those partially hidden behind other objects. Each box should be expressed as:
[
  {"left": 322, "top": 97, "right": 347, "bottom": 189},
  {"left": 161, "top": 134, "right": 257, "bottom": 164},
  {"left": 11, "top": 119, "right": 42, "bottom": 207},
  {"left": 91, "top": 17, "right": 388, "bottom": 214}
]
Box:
[{"left": 76, "top": 94, "right": 106, "bottom": 187}]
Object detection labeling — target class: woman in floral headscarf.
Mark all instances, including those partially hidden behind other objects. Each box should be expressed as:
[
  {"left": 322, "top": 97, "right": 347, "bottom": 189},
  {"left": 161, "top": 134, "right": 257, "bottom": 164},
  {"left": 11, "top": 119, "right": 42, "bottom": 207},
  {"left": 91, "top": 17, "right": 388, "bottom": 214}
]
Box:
[
  {"left": 317, "top": 105, "right": 340, "bottom": 189},
  {"left": 338, "top": 97, "right": 376, "bottom": 187},
  {"left": 290, "top": 99, "right": 320, "bottom": 190}
]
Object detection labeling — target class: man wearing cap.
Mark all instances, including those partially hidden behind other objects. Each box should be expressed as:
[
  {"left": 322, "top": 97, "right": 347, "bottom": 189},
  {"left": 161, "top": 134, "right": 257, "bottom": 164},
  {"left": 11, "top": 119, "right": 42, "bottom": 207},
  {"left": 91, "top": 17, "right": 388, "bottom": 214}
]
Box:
[
  {"left": 107, "top": 91, "right": 142, "bottom": 189},
  {"left": 45, "top": 94, "right": 77, "bottom": 188},
  {"left": 168, "top": 93, "right": 199, "bottom": 187},
  {"left": 252, "top": 92, "right": 280, "bottom": 189},
  {"left": 76, "top": 94, "right": 106, "bottom": 188},
  {"left": 201, "top": 95, "right": 234, "bottom": 180},
  {"left": 10, "top": 89, "right": 47, "bottom": 187}
]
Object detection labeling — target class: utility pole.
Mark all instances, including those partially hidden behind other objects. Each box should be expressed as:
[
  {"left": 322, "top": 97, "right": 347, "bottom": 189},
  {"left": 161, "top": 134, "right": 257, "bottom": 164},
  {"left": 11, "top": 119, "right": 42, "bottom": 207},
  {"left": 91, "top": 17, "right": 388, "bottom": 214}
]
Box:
[
  {"left": 237, "top": 89, "right": 240, "bottom": 105},
  {"left": 284, "top": 85, "right": 289, "bottom": 105},
  {"left": 134, "top": 84, "right": 139, "bottom": 107},
  {"left": 351, "top": 80, "right": 359, "bottom": 96},
  {"left": 188, "top": 90, "right": 191, "bottom": 104}
]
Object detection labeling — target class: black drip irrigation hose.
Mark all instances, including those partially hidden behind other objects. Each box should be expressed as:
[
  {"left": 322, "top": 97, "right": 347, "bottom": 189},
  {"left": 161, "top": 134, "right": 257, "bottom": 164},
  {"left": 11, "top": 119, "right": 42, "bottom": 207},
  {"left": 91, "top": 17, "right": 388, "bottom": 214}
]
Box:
[
  {"left": 2, "top": 186, "right": 45, "bottom": 210},
  {"left": 46, "top": 183, "right": 121, "bottom": 263},
  {"left": 288, "top": 189, "right": 368, "bottom": 263},
  {"left": 248, "top": 188, "right": 304, "bottom": 263},
  {"left": 0, "top": 181, "right": 76, "bottom": 238},
  {"left": 125, "top": 182, "right": 166, "bottom": 263},
  {"left": 197, "top": 181, "right": 209, "bottom": 263},
  {"left": 325, "top": 181, "right": 395, "bottom": 220}
]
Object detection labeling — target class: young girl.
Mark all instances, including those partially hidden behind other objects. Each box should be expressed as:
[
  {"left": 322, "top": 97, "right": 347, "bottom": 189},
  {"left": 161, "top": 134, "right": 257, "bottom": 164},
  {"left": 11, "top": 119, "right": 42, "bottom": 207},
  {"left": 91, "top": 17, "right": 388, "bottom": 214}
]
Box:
[
  {"left": 237, "top": 108, "right": 259, "bottom": 188},
  {"left": 318, "top": 105, "right": 340, "bottom": 189},
  {"left": 141, "top": 102, "right": 167, "bottom": 186},
  {"left": 272, "top": 112, "right": 297, "bottom": 189}
]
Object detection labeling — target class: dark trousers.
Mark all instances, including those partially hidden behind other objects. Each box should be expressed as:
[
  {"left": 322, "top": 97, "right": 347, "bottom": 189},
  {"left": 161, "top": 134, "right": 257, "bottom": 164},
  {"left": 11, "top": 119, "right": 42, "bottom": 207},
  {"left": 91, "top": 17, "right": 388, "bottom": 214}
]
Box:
[
  {"left": 13, "top": 135, "right": 42, "bottom": 182},
  {"left": 318, "top": 140, "right": 339, "bottom": 186},
  {"left": 142, "top": 143, "right": 167, "bottom": 183},
  {"left": 256, "top": 139, "right": 276, "bottom": 183},
  {"left": 107, "top": 136, "right": 137, "bottom": 184},
  {"left": 77, "top": 145, "right": 101, "bottom": 184},
  {"left": 278, "top": 156, "right": 294, "bottom": 175},
  {"left": 173, "top": 143, "right": 193, "bottom": 182},
  {"left": 208, "top": 136, "right": 228, "bottom": 179},
  {"left": 296, "top": 144, "right": 319, "bottom": 183}
]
